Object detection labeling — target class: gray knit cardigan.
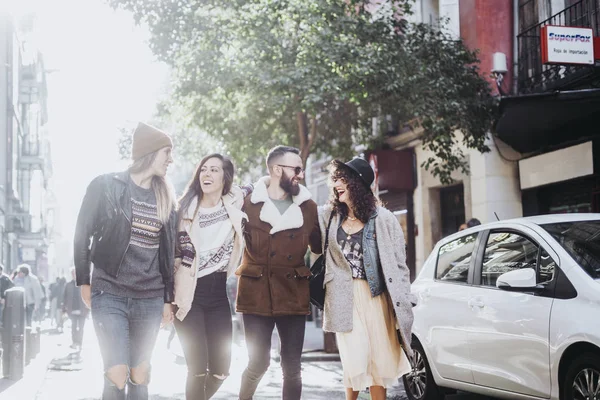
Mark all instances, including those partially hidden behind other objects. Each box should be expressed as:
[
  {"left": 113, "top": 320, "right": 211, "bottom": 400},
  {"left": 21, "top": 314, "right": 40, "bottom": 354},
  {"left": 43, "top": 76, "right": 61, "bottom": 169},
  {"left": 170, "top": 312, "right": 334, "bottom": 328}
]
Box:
[{"left": 318, "top": 205, "right": 417, "bottom": 357}]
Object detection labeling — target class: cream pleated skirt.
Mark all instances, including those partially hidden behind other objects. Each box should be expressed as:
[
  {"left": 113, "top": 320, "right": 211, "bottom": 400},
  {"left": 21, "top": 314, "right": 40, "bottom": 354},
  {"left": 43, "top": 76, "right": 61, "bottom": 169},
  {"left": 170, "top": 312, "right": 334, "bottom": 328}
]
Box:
[{"left": 336, "top": 279, "right": 411, "bottom": 391}]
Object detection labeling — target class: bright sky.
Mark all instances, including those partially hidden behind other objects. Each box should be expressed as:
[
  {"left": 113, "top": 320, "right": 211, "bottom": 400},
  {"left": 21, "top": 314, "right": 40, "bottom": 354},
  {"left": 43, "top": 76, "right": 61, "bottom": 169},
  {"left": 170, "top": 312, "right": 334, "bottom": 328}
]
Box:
[{"left": 6, "top": 0, "right": 169, "bottom": 243}]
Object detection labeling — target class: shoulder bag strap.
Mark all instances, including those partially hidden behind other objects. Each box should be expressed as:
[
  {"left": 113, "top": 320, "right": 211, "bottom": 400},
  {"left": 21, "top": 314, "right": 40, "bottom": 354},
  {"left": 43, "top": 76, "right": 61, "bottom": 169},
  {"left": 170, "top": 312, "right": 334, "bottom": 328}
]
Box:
[{"left": 323, "top": 211, "right": 335, "bottom": 256}]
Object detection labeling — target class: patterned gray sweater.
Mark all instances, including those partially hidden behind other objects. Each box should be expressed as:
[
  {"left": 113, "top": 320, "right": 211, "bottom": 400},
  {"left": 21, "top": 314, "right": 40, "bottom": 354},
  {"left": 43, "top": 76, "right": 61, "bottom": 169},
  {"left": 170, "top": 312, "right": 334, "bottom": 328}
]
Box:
[{"left": 92, "top": 179, "right": 164, "bottom": 299}]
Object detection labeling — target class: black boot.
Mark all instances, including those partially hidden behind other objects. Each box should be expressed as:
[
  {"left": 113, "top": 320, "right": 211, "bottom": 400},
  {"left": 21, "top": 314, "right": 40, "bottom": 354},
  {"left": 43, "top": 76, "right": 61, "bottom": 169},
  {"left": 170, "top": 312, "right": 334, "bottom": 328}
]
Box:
[
  {"left": 205, "top": 374, "right": 226, "bottom": 399},
  {"left": 186, "top": 373, "right": 207, "bottom": 400}
]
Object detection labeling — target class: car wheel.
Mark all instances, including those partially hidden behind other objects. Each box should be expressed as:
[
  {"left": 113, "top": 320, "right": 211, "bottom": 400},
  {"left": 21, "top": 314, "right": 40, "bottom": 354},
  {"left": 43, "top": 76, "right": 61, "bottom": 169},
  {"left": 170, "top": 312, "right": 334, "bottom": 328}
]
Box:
[
  {"left": 563, "top": 353, "right": 600, "bottom": 400},
  {"left": 402, "top": 340, "right": 444, "bottom": 400}
]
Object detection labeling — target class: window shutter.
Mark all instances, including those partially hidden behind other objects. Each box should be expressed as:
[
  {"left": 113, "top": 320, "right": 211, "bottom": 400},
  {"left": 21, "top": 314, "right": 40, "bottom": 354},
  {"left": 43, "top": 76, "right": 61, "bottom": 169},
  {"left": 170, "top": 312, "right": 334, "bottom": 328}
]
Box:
[{"left": 440, "top": 0, "right": 460, "bottom": 39}]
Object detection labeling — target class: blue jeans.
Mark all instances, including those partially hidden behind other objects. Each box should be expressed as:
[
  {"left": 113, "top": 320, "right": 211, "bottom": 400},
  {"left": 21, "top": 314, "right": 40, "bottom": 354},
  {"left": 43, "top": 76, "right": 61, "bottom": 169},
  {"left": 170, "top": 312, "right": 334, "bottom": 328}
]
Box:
[{"left": 91, "top": 291, "right": 163, "bottom": 400}]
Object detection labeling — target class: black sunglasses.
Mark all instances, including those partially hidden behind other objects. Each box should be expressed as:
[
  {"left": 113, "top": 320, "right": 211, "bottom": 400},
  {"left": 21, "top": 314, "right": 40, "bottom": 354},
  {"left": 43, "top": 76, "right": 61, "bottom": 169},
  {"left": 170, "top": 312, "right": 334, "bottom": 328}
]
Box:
[{"left": 277, "top": 164, "right": 305, "bottom": 176}]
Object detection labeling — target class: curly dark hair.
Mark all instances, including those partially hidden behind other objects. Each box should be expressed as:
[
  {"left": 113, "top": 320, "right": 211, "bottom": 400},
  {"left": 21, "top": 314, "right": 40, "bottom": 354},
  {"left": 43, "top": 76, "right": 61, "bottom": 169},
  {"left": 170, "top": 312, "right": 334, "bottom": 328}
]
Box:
[{"left": 327, "top": 160, "right": 379, "bottom": 223}]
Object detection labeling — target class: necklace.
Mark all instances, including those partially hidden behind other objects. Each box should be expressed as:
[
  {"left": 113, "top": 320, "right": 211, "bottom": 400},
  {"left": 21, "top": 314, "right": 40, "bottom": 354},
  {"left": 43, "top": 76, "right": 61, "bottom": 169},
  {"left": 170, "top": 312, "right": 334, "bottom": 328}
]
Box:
[
  {"left": 347, "top": 215, "right": 357, "bottom": 221},
  {"left": 344, "top": 217, "right": 358, "bottom": 240}
]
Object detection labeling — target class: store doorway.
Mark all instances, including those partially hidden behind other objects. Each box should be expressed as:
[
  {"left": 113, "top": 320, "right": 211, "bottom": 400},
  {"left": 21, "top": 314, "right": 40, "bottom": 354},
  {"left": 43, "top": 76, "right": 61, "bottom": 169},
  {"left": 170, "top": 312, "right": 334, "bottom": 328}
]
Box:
[{"left": 440, "top": 184, "right": 466, "bottom": 237}]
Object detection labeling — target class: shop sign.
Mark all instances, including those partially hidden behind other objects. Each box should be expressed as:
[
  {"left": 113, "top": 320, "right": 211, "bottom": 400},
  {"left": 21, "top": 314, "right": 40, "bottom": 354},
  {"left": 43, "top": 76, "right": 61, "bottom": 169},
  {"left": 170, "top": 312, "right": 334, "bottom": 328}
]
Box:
[
  {"left": 21, "top": 247, "right": 36, "bottom": 262},
  {"left": 541, "top": 25, "right": 595, "bottom": 65}
]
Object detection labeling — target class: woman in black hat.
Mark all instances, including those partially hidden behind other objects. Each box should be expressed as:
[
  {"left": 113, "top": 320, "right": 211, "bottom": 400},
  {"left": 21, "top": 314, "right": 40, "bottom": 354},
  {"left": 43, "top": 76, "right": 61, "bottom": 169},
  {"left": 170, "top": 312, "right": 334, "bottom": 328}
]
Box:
[{"left": 317, "top": 157, "right": 414, "bottom": 400}]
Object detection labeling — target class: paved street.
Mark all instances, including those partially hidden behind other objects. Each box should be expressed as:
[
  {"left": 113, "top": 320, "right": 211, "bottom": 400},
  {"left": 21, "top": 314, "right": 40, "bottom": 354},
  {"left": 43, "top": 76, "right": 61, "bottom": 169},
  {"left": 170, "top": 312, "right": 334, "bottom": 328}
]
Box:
[
  {"left": 0, "top": 318, "right": 497, "bottom": 400},
  {"left": 0, "top": 319, "right": 413, "bottom": 399}
]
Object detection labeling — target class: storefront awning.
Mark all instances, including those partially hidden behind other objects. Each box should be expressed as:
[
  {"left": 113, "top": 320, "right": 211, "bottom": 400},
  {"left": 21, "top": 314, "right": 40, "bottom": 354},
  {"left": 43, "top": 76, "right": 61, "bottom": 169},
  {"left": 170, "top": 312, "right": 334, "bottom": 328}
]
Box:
[{"left": 495, "top": 88, "right": 600, "bottom": 153}]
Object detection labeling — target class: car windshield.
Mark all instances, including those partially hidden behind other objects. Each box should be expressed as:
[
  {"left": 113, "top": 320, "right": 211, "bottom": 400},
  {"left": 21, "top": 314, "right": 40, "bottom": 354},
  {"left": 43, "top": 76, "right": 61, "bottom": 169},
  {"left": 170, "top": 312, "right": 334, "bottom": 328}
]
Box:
[{"left": 541, "top": 220, "right": 600, "bottom": 279}]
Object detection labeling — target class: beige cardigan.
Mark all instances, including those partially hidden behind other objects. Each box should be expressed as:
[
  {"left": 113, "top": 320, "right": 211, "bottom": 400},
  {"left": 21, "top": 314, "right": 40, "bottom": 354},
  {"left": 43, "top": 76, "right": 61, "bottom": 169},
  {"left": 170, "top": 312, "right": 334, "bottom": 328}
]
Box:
[{"left": 173, "top": 187, "right": 247, "bottom": 321}]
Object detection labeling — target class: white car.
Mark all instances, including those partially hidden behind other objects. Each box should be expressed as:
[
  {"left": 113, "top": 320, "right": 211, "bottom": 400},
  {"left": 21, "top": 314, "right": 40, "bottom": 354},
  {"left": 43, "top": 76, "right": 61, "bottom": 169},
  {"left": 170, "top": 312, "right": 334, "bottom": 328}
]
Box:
[{"left": 402, "top": 214, "right": 600, "bottom": 400}]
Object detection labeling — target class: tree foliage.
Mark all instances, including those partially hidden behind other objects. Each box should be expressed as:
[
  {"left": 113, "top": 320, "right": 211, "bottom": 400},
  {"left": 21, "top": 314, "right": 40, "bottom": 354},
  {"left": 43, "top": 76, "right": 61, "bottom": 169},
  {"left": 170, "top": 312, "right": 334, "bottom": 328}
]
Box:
[{"left": 110, "top": 0, "right": 497, "bottom": 184}]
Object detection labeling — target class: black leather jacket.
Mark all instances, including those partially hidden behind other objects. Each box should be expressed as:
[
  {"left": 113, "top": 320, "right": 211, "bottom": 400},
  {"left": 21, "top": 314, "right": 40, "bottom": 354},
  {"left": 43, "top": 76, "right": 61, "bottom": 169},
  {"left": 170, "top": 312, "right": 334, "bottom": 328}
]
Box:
[{"left": 73, "top": 171, "right": 177, "bottom": 303}]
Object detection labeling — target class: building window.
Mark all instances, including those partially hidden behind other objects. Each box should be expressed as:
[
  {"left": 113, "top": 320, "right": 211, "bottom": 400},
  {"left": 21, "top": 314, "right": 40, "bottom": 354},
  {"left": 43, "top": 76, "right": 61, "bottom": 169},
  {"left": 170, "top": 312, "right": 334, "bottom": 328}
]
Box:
[
  {"left": 439, "top": 0, "right": 459, "bottom": 39},
  {"left": 519, "top": 0, "right": 540, "bottom": 32}
]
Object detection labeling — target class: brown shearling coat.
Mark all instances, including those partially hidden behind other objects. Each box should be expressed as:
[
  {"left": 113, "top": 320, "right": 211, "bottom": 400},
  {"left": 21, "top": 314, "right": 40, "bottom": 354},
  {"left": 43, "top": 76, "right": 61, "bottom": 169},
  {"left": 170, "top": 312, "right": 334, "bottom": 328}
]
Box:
[{"left": 235, "top": 177, "right": 322, "bottom": 316}]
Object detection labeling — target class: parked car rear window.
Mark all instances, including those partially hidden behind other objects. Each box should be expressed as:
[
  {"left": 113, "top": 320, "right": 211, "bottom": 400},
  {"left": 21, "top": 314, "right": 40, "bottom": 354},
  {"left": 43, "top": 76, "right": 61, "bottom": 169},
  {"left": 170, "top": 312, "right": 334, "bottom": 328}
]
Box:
[
  {"left": 542, "top": 220, "right": 600, "bottom": 279},
  {"left": 436, "top": 233, "right": 477, "bottom": 283}
]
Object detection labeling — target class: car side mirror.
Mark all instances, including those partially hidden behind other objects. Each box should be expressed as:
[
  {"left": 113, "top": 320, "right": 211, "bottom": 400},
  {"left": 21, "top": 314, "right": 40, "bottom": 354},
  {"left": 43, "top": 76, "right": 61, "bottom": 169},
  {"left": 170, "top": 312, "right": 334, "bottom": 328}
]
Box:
[{"left": 496, "top": 268, "right": 544, "bottom": 292}]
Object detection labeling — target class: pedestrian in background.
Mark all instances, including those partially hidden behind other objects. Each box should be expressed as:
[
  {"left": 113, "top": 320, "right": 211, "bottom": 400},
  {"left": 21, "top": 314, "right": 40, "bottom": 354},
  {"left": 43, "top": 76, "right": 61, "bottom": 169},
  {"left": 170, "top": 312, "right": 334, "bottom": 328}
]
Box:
[
  {"left": 172, "top": 153, "right": 249, "bottom": 400},
  {"left": 236, "top": 145, "right": 322, "bottom": 400},
  {"left": 49, "top": 276, "right": 67, "bottom": 332},
  {"left": 458, "top": 217, "right": 482, "bottom": 232},
  {"left": 37, "top": 276, "right": 48, "bottom": 322},
  {"left": 74, "top": 122, "right": 177, "bottom": 400},
  {"left": 0, "top": 263, "right": 14, "bottom": 324},
  {"left": 466, "top": 218, "right": 481, "bottom": 228},
  {"left": 0, "top": 264, "right": 14, "bottom": 299},
  {"left": 15, "top": 264, "right": 44, "bottom": 327},
  {"left": 63, "top": 267, "right": 89, "bottom": 351},
  {"left": 11, "top": 270, "right": 21, "bottom": 286},
  {"left": 318, "top": 158, "right": 415, "bottom": 400}
]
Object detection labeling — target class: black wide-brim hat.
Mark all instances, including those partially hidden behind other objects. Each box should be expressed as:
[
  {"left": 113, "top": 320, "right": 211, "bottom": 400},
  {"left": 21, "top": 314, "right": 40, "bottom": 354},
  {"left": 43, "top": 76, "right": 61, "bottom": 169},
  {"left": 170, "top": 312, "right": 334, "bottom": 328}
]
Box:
[{"left": 332, "top": 157, "right": 375, "bottom": 188}]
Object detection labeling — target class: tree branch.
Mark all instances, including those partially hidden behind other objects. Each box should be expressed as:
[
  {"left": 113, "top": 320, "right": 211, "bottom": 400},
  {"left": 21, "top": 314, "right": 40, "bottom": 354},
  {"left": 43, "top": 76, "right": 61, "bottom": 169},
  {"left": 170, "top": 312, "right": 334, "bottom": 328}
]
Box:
[
  {"left": 308, "top": 116, "right": 317, "bottom": 150},
  {"left": 299, "top": 114, "right": 317, "bottom": 163},
  {"left": 297, "top": 111, "right": 307, "bottom": 152}
]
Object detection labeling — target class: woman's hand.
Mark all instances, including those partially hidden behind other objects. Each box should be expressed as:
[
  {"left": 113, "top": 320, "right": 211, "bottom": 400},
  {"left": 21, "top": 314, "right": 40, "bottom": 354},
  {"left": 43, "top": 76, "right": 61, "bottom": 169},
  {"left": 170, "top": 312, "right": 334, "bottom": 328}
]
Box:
[
  {"left": 80, "top": 284, "right": 91, "bottom": 309},
  {"left": 161, "top": 303, "right": 175, "bottom": 327}
]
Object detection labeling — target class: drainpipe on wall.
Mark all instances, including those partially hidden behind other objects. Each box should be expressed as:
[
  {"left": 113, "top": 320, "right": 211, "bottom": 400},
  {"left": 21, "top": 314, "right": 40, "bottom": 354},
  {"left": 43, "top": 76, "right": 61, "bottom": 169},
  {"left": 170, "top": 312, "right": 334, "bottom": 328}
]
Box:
[{"left": 513, "top": 0, "right": 519, "bottom": 95}]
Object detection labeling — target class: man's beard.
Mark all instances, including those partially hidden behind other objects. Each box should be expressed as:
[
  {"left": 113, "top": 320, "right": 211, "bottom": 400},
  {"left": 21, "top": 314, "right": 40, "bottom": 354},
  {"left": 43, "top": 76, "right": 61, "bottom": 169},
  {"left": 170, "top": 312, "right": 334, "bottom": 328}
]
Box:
[{"left": 280, "top": 171, "right": 300, "bottom": 196}]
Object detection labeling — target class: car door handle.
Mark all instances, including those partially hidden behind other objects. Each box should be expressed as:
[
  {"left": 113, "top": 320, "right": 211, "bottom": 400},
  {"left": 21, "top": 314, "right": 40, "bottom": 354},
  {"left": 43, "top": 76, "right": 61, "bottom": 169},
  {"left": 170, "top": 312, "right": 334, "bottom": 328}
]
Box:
[{"left": 468, "top": 298, "right": 485, "bottom": 309}]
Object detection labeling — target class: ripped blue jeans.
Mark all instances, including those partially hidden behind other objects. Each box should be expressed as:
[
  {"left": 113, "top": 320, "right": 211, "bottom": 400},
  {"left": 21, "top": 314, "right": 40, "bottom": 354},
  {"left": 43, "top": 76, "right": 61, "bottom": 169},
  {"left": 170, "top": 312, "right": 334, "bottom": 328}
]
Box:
[{"left": 91, "top": 291, "right": 163, "bottom": 400}]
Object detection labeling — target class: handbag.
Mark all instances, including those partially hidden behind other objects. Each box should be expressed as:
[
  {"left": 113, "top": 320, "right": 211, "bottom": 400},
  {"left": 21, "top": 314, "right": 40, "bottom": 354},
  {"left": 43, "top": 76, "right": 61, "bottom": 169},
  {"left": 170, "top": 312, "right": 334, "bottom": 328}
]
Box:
[{"left": 309, "top": 212, "right": 335, "bottom": 310}]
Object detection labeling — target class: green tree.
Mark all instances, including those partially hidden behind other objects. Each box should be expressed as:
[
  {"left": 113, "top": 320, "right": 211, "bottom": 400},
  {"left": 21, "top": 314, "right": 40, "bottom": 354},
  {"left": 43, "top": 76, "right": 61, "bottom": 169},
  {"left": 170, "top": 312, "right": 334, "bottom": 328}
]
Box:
[{"left": 110, "top": 0, "right": 496, "bottom": 184}]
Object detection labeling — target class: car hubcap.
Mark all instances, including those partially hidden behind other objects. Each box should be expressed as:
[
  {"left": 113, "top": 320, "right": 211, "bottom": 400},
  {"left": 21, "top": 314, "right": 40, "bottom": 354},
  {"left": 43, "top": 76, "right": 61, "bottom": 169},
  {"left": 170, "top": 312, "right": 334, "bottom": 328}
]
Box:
[
  {"left": 573, "top": 368, "right": 600, "bottom": 400},
  {"left": 406, "top": 349, "right": 427, "bottom": 399}
]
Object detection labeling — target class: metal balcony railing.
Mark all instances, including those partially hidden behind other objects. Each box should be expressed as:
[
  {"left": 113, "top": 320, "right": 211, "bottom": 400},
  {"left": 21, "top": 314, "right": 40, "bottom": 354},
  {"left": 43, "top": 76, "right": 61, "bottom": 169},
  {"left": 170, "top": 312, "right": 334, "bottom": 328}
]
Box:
[{"left": 517, "top": 0, "right": 600, "bottom": 94}]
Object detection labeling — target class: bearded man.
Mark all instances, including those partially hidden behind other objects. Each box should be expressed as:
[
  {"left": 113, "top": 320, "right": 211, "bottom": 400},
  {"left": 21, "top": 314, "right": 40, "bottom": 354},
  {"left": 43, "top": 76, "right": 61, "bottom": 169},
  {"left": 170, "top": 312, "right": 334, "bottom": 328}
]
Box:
[{"left": 236, "top": 145, "right": 322, "bottom": 400}]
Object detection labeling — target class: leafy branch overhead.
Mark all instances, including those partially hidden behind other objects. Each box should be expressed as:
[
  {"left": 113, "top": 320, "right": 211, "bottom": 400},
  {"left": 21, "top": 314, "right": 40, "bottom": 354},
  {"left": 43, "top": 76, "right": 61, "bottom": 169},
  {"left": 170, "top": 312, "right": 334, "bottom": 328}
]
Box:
[{"left": 109, "top": 0, "right": 497, "bottom": 183}]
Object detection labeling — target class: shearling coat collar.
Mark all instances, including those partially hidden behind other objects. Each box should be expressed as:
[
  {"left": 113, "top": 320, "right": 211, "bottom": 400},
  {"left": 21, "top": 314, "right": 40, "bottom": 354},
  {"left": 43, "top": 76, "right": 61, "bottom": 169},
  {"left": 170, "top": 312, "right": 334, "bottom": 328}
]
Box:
[{"left": 250, "top": 176, "right": 312, "bottom": 234}]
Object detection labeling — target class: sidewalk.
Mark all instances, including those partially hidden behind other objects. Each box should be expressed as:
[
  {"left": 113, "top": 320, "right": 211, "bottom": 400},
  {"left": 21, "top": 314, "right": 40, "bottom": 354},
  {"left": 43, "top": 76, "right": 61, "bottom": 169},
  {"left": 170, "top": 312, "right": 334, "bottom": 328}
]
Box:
[
  {"left": 0, "top": 323, "right": 70, "bottom": 400},
  {"left": 0, "top": 319, "right": 407, "bottom": 399}
]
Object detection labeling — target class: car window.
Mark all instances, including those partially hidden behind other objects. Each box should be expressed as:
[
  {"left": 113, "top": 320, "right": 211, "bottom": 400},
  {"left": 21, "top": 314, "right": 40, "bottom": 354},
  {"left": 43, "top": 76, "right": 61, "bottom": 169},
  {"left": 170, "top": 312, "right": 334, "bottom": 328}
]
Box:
[
  {"left": 481, "top": 232, "right": 539, "bottom": 287},
  {"left": 541, "top": 220, "right": 600, "bottom": 280},
  {"left": 436, "top": 233, "right": 477, "bottom": 283}
]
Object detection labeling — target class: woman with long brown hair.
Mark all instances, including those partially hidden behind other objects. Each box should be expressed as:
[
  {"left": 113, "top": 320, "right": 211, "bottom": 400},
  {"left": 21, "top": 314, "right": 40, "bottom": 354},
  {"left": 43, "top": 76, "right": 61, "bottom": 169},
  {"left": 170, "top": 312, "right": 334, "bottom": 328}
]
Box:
[
  {"left": 318, "top": 157, "right": 415, "bottom": 400},
  {"left": 172, "top": 153, "right": 249, "bottom": 400}
]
